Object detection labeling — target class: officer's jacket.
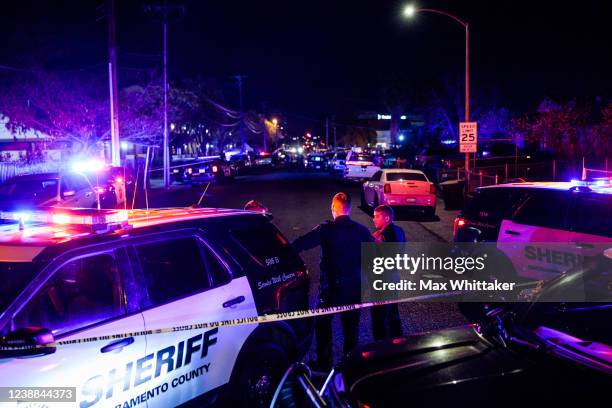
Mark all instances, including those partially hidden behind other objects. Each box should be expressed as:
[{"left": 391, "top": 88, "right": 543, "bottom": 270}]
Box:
[
  {"left": 293, "top": 215, "right": 373, "bottom": 292},
  {"left": 373, "top": 223, "right": 406, "bottom": 243}
]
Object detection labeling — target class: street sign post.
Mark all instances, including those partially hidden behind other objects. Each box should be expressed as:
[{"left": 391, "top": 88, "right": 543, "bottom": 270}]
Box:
[{"left": 459, "top": 122, "right": 477, "bottom": 153}]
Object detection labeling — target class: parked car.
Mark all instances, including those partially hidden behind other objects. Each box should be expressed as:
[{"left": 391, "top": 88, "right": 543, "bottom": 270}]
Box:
[
  {"left": 328, "top": 151, "right": 347, "bottom": 176},
  {"left": 174, "top": 158, "right": 235, "bottom": 185},
  {"left": 305, "top": 153, "right": 327, "bottom": 171},
  {"left": 361, "top": 169, "right": 437, "bottom": 217},
  {"left": 342, "top": 150, "right": 381, "bottom": 183}
]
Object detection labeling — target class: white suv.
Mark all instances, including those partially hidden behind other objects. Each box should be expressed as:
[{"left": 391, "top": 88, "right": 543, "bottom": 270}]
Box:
[
  {"left": 343, "top": 151, "right": 381, "bottom": 183},
  {"left": 0, "top": 207, "right": 312, "bottom": 408}
]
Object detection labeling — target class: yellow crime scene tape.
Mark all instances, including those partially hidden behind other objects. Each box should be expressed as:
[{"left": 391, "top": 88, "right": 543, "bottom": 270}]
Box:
[{"left": 1, "top": 292, "right": 466, "bottom": 351}]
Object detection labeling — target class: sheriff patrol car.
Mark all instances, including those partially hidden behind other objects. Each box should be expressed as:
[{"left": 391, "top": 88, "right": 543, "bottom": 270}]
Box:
[
  {"left": 454, "top": 179, "right": 612, "bottom": 281},
  {"left": 0, "top": 206, "right": 312, "bottom": 408}
]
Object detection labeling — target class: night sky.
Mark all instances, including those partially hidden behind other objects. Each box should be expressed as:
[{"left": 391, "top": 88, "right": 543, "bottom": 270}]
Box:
[{"left": 1, "top": 0, "right": 610, "bottom": 126}]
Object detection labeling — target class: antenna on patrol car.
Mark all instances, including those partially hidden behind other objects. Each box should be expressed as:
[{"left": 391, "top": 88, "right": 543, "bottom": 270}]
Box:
[{"left": 193, "top": 182, "right": 211, "bottom": 208}]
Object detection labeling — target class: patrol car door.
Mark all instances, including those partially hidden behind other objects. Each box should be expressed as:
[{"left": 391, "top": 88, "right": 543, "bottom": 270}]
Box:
[
  {"left": 132, "top": 234, "right": 257, "bottom": 407},
  {"left": 2, "top": 249, "right": 146, "bottom": 408},
  {"left": 568, "top": 194, "right": 612, "bottom": 260},
  {"left": 497, "top": 189, "right": 571, "bottom": 281}
]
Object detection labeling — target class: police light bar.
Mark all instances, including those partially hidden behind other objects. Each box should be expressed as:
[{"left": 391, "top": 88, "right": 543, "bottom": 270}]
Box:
[
  {"left": 71, "top": 158, "right": 107, "bottom": 173},
  {"left": 0, "top": 209, "right": 130, "bottom": 233}
]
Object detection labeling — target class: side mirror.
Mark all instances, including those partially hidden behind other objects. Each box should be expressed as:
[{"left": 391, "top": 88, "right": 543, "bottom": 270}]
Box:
[
  {"left": 0, "top": 327, "right": 56, "bottom": 357},
  {"left": 244, "top": 200, "right": 274, "bottom": 220},
  {"left": 62, "top": 190, "right": 76, "bottom": 198}
]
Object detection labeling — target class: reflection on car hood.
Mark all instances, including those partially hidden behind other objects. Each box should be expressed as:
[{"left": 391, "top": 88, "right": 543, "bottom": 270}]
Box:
[{"left": 334, "top": 326, "right": 609, "bottom": 405}]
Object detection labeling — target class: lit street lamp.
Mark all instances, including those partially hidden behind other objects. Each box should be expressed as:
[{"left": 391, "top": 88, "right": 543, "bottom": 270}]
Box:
[
  {"left": 403, "top": 4, "right": 471, "bottom": 174},
  {"left": 272, "top": 118, "right": 279, "bottom": 149}
]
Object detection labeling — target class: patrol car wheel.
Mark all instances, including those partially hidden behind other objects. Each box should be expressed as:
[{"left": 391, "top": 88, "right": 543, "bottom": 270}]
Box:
[{"left": 228, "top": 342, "right": 290, "bottom": 407}]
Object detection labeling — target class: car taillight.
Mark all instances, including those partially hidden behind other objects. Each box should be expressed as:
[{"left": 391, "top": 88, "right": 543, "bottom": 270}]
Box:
[
  {"left": 453, "top": 217, "right": 466, "bottom": 237},
  {"left": 430, "top": 183, "right": 436, "bottom": 194},
  {"left": 384, "top": 183, "right": 391, "bottom": 193}
]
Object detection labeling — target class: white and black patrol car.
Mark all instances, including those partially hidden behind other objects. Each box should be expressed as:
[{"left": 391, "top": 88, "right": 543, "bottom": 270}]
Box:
[
  {"left": 454, "top": 180, "right": 612, "bottom": 281},
  {"left": 0, "top": 206, "right": 312, "bottom": 408}
]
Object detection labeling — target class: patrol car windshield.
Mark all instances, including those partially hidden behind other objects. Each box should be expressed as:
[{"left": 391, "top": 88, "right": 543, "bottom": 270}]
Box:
[
  {"left": 0, "top": 179, "right": 58, "bottom": 201},
  {"left": 386, "top": 173, "right": 427, "bottom": 182},
  {"left": 0, "top": 262, "right": 39, "bottom": 312},
  {"left": 519, "top": 257, "right": 612, "bottom": 347}
]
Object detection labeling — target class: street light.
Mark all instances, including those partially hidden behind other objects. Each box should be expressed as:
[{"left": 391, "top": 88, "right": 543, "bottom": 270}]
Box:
[
  {"left": 271, "top": 118, "right": 279, "bottom": 149},
  {"left": 403, "top": 4, "right": 416, "bottom": 18},
  {"left": 403, "top": 3, "right": 471, "bottom": 174}
]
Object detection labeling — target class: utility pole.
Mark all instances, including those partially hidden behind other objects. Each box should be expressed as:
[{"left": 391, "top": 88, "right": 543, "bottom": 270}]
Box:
[
  {"left": 325, "top": 117, "right": 329, "bottom": 148},
  {"left": 162, "top": 13, "right": 169, "bottom": 189},
  {"left": 333, "top": 123, "right": 337, "bottom": 148},
  {"left": 144, "top": 2, "right": 185, "bottom": 190},
  {"left": 107, "top": 0, "right": 120, "bottom": 166},
  {"left": 465, "top": 22, "right": 470, "bottom": 175},
  {"left": 234, "top": 75, "right": 247, "bottom": 150}
]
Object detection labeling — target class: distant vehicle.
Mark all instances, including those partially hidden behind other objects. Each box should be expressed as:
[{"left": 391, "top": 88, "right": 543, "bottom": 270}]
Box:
[
  {"left": 0, "top": 166, "right": 132, "bottom": 210},
  {"left": 227, "top": 152, "right": 254, "bottom": 175},
  {"left": 361, "top": 169, "right": 437, "bottom": 217},
  {"left": 305, "top": 153, "right": 326, "bottom": 171},
  {"left": 253, "top": 152, "right": 273, "bottom": 167},
  {"left": 454, "top": 180, "right": 612, "bottom": 281},
  {"left": 343, "top": 150, "right": 381, "bottom": 183},
  {"left": 328, "top": 151, "right": 347, "bottom": 175},
  {"left": 174, "top": 158, "right": 235, "bottom": 185}
]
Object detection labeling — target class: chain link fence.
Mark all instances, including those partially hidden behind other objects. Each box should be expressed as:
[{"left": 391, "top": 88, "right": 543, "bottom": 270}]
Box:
[
  {"left": 435, "top": 157, "right": 610, "bottom": 193},
  {"left": 0, "top": 162, "right": 64, "bottom": 184}
]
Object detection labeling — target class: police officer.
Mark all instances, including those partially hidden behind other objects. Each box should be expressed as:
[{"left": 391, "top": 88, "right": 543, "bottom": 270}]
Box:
[
  {"left": 371, "top": 205, "right": 405, "bottom": 341},
  {"left": 293, "top": 192, "right": 373, "bottom": 371}
]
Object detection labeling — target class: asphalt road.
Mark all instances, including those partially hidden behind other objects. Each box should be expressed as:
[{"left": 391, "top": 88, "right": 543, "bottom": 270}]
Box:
[{"left": 149, "top": 170, "right": 467, "bottom": 366}]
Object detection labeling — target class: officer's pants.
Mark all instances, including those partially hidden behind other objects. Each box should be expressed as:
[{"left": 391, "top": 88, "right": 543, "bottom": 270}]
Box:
[
  {"left": 316, "top": 309, "right": 360, "bottom": 371},
  {"left": 371, "top": 303, "right": 403, "bottom": 341}
]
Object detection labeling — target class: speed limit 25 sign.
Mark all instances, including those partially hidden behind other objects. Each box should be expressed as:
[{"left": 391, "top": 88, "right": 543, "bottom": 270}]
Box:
[{"left": 459, "top": 122, "right": 477, "bottom": 153}]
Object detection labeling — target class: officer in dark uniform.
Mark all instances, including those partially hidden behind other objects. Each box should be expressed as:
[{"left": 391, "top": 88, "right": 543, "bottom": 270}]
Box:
[
  {"left": 371, "top": 205, "right": 405, "bottom": 341},
  {"left": 293, "top": 192, "right": 373, "bottom": 371}
]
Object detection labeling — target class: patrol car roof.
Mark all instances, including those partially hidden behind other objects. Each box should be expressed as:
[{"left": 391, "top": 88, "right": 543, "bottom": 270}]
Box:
[
  {"left": 481, "top": 181, "right": 612, "bottom": 194},
  {"left": 0, "top": 207, "right": 255, "bottom": 249}
]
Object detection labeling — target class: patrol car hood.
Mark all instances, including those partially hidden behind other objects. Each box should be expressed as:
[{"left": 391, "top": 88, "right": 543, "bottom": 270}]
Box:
[{"left": 334, "top": 325, "right": 609, "bottom": 405}]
